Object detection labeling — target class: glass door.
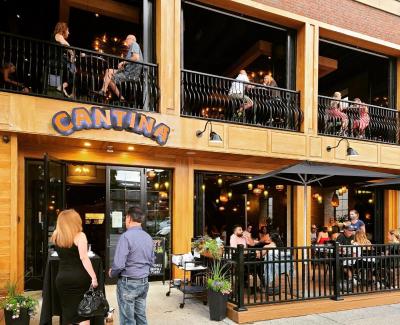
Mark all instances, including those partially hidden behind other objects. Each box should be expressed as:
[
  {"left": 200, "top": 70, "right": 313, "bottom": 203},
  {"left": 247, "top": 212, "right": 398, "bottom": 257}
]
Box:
[
  {"left": 43, "top": 154, "right": 66, "bottom": 263},
  {"left": 105, "top": 167, "right": 146, "bottom": 276}
]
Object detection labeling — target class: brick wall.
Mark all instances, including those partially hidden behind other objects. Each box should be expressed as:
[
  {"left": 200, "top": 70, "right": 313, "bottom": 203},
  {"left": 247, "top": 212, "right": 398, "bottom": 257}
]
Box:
[{"left": 256, "top": 0, "right": 400, "bottom": 44}]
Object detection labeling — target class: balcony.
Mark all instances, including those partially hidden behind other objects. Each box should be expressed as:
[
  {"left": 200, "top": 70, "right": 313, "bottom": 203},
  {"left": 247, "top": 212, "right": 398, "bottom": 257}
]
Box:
[
  {"left": 181, "top": 70, "right": 302, "bottom": 132},
  {"left": 0, "top": 32, "right": 159, "bottom": 111},
  {"left": 318, "top": 95, "right": 400, "bottom": 144}
]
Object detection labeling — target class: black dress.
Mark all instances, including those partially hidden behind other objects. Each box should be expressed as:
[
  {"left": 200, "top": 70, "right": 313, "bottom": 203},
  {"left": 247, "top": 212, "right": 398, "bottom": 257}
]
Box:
[{"left": 55, "top": 244, "right": 91, "bottom": 325}]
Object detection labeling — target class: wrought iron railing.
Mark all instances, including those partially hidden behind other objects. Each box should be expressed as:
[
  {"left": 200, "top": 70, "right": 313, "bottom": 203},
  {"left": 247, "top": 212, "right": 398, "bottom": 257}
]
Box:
[
  {"left": 0, "top": 32, "right": 159, "bottom": 111},
  {"left": 318, "top": 96, "right": 400, "bottom": 144},
  {"left": 181, "top": 69, "right": 302, "bottom": 131},
  {"left": 221, "top": 243, "right": 400, "bottom": 310}
]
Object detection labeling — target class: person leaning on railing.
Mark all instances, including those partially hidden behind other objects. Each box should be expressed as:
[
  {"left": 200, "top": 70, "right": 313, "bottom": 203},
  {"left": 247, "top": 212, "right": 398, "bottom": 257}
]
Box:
[
  {"left": 0, "top": 63, "right": 30, "bottom": 93},
  {"left": 53, "top": 22, "right": 80, "bottom": 98}
]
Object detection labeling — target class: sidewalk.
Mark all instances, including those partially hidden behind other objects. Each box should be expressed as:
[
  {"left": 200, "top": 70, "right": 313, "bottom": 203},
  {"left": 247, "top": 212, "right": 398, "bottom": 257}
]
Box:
[{"left": 28, "top": 281, "right": 400, "bottom": 324}]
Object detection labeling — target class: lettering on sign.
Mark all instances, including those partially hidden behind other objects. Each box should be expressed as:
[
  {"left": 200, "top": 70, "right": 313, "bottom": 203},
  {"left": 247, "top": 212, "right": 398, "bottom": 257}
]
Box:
[{"left": 52, "top": 107, "right": 170, "bottom": 146}]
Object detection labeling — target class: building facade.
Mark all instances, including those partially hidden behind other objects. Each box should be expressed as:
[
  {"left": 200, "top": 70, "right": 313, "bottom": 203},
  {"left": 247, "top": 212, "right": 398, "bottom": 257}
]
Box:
[{"left": 0, "top": 0, "right": 399, "bottom": 306}]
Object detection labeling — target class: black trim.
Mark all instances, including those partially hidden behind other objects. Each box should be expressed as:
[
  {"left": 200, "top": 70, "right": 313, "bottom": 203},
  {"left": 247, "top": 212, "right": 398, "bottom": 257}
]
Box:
[
  {"left": 183, "top": 0, "right": 294, "bottom": 32},
  {"left": 320, "top": 38, "right": 391, "bottom": 59}
]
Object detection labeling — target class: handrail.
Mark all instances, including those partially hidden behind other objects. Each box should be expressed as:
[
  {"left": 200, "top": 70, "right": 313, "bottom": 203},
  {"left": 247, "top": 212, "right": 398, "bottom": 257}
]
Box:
[
  {"left": 0, "top": 31, "right": 159, "bottom": 111},
  {"left": 181, "top": 69, "right": 302, "bottom": 131},
  {"left": 318, "top": 95, "right": 399, "bottom": 144}
]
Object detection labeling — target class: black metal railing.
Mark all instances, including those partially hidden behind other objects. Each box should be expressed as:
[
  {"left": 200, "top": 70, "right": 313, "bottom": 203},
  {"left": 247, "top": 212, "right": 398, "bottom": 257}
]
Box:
[
  {"left": 318, "top": 96, "right": 400, "bottom": 144},
  {"left": 181, "top": 69, "right": 302, "bottom": 131},
  {"left": 225, "top": 243, "right": 400, "bottom": 310},
  {"left": 0, "top": 32, "right": 159, "bottom": 111}
]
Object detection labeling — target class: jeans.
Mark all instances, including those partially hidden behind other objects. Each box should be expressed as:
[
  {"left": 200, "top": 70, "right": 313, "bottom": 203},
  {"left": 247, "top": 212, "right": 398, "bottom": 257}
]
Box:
[{"left": 117, "top": 277, "right": 149, "bottom": 325}]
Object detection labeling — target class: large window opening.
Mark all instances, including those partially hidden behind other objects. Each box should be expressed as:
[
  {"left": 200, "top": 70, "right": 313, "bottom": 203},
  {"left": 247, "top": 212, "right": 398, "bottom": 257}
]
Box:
[
  {"left": 319, "top": 40, "right": 394, "bottom": 107},
  {"left": 0, "top": 0, "right": 154, "bottom": 61},
  {"left": 183, "top": 2, "right": 295, "bottom": 88},
  {"left": 311, "top": 185, "right": 384, "bottom": 243},
  {"left": 194, "top": 172, "right": 290, "bottom": 246}
]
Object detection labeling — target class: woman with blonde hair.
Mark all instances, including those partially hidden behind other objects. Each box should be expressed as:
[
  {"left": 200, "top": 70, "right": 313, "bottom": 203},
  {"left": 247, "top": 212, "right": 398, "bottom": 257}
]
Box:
[{"left": 51, "top": 209, "right": 98, "bottom": 325}]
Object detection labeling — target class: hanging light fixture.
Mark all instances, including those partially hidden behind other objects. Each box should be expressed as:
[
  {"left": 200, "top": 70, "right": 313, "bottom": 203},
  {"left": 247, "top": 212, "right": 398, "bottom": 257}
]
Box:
[
  {"left": 219, "top": 189, "right": 229, "bottom": 203},
  {"left": 228, "top": 191, "right": 232, "bottom": 199},
  {"left": 253, "top": 188, "right": 262, "bottom": 195},
  {"left": 331, "top": 193, "right": 340, "bottom": 207},
  {"left": 263, "top": 190, "right": 268, "bottom": 197},
  {"left": 248, "top": 183, "right": 253, "bottom": 191},
  {"left": 276, "top": 185, "right": 284, "bottom": 191},
  {"left": 217, "top": 178, "right": 223, "bottom": 186}
]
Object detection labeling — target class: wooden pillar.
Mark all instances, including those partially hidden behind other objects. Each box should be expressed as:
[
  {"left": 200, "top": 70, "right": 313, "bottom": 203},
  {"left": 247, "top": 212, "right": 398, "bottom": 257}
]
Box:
[
  {"left": 0, "top": 133, "right": 18, "bottom": 292},
  {"left": 296, "top": 23, "right": 319, "bottom": 135},
  {"left": 293, "top": 185, "right": 312, "bottom": 246},
  {"left": 172, "top": 157, "right": 194, "bottom": 276},
  {"left": 156, "top": 0, "right": 181, "bottom": 115},
  {"left": 384, "top": 190, "right": 399, "bottom": 243}
]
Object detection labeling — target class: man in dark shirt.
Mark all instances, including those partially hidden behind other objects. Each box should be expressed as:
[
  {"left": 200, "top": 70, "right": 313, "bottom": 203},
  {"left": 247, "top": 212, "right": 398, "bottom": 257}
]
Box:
[
  {"left": 109, "top": 207, "right": 154, "bottom": 325},
  {"left": 336, "top": 224, "right": 355, "bottom": 246}
]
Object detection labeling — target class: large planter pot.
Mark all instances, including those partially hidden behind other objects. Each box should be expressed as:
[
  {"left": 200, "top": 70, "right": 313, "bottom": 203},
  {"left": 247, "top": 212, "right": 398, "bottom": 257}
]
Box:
[
  {"left": 4, "top": 308, "right": 30, "bottom": 325},
  {"left": 207, "top": 290, "right": 228, "bottom": 321}
]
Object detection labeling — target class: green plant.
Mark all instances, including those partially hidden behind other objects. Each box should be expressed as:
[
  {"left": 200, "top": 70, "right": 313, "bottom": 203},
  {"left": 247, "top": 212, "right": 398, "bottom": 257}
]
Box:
[
  {"left": 0, "top": 283, "right": 38, "bottom": 319},
  {"left": 193, "top": 236, "right": 232, "bottom": 294}
]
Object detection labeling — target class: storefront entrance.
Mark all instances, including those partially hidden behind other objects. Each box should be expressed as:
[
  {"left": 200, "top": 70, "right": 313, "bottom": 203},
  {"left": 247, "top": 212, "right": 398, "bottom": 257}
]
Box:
[{"left": 24, "top": 156, "right": 171, "bottom": 290}]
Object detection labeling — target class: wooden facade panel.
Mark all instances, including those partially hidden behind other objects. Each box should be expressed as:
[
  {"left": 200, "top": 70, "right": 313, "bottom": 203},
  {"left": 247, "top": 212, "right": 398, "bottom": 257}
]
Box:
[
  {"left": 271, "top": 132, "right": 306, "bottom": 156},
  {"left": 380, "top": 145, "right": 400, "bottom": 166},
  {"left": 309, "top": 136, "right": 322, "bottom": 157},
  {"left": 349, "top": 142, "right": 378, "bottom": 163},
  {"left": 227, "top": 127, "right": 268, "bottom": 152}
]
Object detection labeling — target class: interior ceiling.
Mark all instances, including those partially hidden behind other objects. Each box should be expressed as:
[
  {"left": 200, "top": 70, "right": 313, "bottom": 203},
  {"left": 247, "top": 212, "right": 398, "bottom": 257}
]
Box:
[{"left": 183, "top": 3, "right": 287, "bottom": 76}]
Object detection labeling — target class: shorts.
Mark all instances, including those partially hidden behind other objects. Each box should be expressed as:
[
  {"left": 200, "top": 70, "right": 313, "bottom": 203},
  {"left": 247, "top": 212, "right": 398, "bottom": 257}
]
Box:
[{"left": 229, "top": 93, "right": 252, "bottom": 105}]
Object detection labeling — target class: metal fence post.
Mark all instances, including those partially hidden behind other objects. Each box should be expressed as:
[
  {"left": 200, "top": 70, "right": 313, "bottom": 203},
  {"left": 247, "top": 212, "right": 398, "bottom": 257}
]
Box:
[
  {"left": 234, "top": 244, "right": 247, "bottom": 311},
  {"left": 332, "top": 242, "right": 343, "bottom": 301}
]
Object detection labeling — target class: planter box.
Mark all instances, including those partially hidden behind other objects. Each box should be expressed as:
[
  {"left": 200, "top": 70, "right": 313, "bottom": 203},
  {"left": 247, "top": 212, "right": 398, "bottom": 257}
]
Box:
[
  {"left": 4, "top": 308, "right": 30, "bottom": 325},
  {"left": 207, "top": 290, "right": 228, "bottom": 321}
]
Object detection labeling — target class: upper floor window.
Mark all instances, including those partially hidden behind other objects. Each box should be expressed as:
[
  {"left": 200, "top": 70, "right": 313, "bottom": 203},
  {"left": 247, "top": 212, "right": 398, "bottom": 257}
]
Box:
[
  {"left": 182, "top": 2, "right": 296, "bottom": 90},
  {"left": 319, "top": 40, "right": 395, "bottom": 108}
]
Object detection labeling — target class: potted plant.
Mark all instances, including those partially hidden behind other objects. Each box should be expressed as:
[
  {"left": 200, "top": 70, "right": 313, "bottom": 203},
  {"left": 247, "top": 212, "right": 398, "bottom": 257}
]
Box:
[
  {"left": 194, "top": 236, "right": 231, "bottom": 321},
  {"left": 1, "top": 283, "right": 38, "bottom": 325}
]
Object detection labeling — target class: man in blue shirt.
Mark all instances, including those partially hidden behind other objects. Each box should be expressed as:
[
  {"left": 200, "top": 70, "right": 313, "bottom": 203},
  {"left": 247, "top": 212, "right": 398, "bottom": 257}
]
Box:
[
  {"left": 349, "top": 209, "right": 365, "bottom": 232},
  {"left": 109, "top": 207, "right": 154, "bottom": 325}
]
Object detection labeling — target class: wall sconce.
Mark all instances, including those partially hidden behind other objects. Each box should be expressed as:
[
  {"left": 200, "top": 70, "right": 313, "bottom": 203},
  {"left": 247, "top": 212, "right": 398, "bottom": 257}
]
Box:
[
  {"left": 196, "top": 121, "right": 222, "bottom": 144},
  {"left": 326, "top": 138, "right": 359, "bottom": 156}
]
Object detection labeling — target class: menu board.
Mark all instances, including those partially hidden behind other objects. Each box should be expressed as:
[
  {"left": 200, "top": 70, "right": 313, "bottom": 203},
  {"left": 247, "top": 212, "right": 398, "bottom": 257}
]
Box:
[{"left": 150, "top": 237, "right": 166, "bottom": 276}]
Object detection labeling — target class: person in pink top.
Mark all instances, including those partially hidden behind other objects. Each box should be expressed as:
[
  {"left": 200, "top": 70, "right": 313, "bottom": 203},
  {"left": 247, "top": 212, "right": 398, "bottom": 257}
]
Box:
[
  {"left": 328, "top": 91, "right": 349, "bottom": 136},
  {"left": 352, "top": 98, "right": 370, "bottom": 139},
  {"left": 230, "top": 225, "right": 254, "bottom": 247}
]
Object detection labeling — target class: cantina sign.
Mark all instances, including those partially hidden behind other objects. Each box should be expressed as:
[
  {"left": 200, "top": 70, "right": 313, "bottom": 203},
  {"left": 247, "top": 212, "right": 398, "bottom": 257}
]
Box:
[{"left": 52, "top": 107, "right": 170, "bottom": 146}]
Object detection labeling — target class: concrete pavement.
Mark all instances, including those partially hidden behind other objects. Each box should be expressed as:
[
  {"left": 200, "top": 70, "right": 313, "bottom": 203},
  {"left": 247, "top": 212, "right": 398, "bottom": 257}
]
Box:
[{"left": 29, "top": 281, "right": 400, "bottom": 324}]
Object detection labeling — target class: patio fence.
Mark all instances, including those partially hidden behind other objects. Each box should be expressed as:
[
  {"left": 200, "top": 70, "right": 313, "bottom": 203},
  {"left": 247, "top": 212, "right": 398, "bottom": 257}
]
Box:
[
  {"left": 181, "top": 69, "right": 302, "bottom": 131},
  {"left": 202, "top": 243, "right": 400, "bottom": 310},
  {"left": 0, "top": 32, "right": 159, "bottom": 111},
  {"left": 318, "top": 95, "right": 400, "bottom": 145}
]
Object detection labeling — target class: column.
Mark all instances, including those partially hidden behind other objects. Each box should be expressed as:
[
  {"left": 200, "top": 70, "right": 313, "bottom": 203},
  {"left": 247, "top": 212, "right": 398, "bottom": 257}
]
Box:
[
  {"left": 156, "top": 0, "right": 181, "bottom": 115},
  {"left": 296, "top": 23, "right": 319, "bottom": 135}
]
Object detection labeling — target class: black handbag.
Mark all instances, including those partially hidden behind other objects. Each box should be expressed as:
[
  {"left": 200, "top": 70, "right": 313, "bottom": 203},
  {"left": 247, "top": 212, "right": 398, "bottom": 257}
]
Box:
[{"left": 78, "top": 285, "right": 109, "bottom": 317}]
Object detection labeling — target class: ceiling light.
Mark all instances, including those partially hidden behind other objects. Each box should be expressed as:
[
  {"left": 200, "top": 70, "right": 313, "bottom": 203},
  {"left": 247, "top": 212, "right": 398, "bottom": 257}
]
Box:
[
  {"left": 106, "top": 145, "right": 114, "bottom": 153},
  {"left": 186, "top": 151, "right": 196, "bottom": 155},
  {"left": 84, "top": 141, "right": 91, "bottom": 147},
  {"left": 127, "top": 146, "right": 134, "bottom": 151},
  {"left": 95, "top": 13, "right": 99, "bottom": 17},
  {"left": 196, "top": 120, "right": 222, "bottom": 144}
]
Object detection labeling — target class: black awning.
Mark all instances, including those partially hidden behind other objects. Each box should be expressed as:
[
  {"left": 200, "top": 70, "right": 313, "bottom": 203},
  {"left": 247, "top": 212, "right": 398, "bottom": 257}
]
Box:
[
  {"left": 363, "top": 178, "right": 400, "bottom": 190},
  {"left": 230, "top": 161, "right": 398, "bottom": 191}
]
